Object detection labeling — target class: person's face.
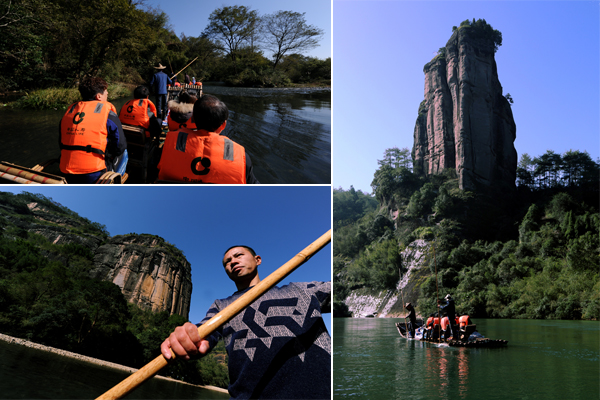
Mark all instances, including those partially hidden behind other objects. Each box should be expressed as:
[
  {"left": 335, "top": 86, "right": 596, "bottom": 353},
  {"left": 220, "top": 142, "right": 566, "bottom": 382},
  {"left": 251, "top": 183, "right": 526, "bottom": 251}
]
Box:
[{"left": 222, "top": 247, "right": 261, "bottom": 285}]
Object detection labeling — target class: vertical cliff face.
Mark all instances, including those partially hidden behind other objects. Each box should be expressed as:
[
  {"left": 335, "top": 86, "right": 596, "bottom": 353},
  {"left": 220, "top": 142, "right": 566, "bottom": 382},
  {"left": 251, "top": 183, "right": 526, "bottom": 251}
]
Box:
[
  {"left": 413, "top": 27, "right": 517, "bottom": 190},
  {"left": 1, "top": 194, "right": 193, "bottom": 319},
  {"left": 90, "top": 235, "right": 193, "bottom": 319}
]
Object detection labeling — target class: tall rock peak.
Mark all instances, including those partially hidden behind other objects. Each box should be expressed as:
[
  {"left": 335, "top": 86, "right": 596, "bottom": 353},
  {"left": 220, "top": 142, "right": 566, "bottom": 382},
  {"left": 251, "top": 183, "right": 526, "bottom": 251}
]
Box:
[{"left": 412, "top": 21, "right": 517, "bottom": 190}]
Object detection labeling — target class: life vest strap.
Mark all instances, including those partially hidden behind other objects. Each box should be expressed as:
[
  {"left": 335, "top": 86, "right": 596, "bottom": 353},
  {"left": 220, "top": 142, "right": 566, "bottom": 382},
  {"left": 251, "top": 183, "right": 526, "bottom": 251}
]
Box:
[{"left": 60, "top": 143, "right": 105, "bottom": 156}]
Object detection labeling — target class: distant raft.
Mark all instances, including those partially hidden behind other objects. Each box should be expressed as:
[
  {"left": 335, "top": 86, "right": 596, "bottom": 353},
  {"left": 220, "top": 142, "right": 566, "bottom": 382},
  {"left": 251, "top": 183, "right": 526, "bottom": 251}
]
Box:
[{"left": 395, "top": 322, "right": 508, "bottom": 348}]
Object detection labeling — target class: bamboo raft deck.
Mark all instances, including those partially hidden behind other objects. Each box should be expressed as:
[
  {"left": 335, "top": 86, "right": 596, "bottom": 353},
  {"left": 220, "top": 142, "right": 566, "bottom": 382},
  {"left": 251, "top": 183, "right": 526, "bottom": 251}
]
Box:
[{"left": 0, "top": 161, "right": 127, "bottom": 184}]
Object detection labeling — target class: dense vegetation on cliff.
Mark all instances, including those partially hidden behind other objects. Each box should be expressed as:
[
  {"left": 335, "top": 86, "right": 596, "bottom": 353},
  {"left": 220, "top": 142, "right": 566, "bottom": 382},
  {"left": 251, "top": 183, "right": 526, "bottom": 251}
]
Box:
[
  {"left": 333, "top": 148, "right": 599, "bottom": 320},
  {"left": 0, "top": 191, "right": 228, "bottom": 388},
  {"left": 1, "top": 1, "right": 329, "bottom": 93}
]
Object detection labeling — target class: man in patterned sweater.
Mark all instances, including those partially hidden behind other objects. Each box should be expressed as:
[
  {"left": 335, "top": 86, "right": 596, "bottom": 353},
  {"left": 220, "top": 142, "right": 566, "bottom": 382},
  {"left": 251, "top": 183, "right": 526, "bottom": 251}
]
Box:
[{"left": 161, "top": 245, "right": 331, "bottom": 399}]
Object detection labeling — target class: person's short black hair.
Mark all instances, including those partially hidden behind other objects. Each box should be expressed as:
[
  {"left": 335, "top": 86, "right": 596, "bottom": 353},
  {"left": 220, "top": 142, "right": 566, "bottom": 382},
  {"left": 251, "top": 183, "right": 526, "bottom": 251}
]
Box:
[
  {"left": 222, "top": 245, "right": 256, "bottom": 266},
  {"left": 194, "top": 94, "right": 229, "bottom": 132},
  {"left": 79, "top": 77, "right": 108, "bottom": 101},
  {"left": 133, "top": 85, "right": 150, "bottom": 99}
]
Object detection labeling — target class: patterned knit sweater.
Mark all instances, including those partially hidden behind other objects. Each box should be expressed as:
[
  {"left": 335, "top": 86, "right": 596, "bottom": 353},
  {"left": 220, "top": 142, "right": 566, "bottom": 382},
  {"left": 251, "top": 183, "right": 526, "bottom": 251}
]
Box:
[{"left": 198, "top": 281, "right": 331, "bottom": 399}]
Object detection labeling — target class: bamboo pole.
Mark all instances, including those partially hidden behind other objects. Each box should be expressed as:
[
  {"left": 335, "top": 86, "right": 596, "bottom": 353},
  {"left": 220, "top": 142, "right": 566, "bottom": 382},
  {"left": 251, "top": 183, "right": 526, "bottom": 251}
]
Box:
[
  {"left": 170, "top": 57, "right": 198, "bottom": 80},
  {"left": 433, "top": 240, "right": 440, "bottom": 343},
  {"left": 0, "top": 163, "right": 65, "bottom": 184},
  {"left": 96, "top": 230, "right": 332, "bottom": 400}
]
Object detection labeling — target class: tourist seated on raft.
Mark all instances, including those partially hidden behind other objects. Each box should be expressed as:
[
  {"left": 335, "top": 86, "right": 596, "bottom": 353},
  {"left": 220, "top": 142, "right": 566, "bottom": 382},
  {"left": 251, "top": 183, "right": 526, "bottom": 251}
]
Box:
[
  {"left": 458, "top": 315, "right": 473, "bottom": 340},
  {"left": 167, "top": 91, "right": 198, "bottom": 131},
  {"left": 441, "top": 316, "right": 454, "bottom": 340},
  {"left": 118, "top": 85, "right": 162, "bottom": 139},
  {"left": 423, "top": 312, "right": 442, "bottom": 340},
  {"left": 157, "top": 94, "right": 259, "bottom": 184},
  {"left": 59, "top": 76, "right": 128, "bottom": 184}
]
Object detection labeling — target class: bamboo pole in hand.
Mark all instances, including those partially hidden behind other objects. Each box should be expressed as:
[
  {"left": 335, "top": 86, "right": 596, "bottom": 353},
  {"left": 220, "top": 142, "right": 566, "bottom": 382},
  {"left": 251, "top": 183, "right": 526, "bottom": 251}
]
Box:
[{"left": 95, "top": 229, "right": 332, "bottom": 400}]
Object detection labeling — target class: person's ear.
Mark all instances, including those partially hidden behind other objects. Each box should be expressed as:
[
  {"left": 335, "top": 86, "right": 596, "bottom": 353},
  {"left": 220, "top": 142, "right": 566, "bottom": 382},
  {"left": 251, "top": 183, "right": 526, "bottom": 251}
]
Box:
[
  {"left": 94, "top": 92, "right": 103, "bottom": 101},
  {"left": 215, "top": 120, "right": 227, "bottom": 133},
  {"left": 255, "top": 255, "right": 261, "bottom": 266}
]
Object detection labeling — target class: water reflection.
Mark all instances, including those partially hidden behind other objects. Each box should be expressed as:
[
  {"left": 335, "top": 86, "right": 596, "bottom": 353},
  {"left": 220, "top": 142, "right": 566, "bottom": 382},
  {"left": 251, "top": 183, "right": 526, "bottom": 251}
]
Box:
[{"left": 334, "top": 318, "right": 599, "bottom": 400}]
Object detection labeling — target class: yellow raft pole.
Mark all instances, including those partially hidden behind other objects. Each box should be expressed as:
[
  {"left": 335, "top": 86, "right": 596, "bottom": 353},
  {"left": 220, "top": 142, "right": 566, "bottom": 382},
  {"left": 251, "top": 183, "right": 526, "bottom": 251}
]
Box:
[
  {"left": 170, "top": 57, "right": 198, "bottom": 80},
  {"left": 95, "top": 229, "right": 332, "bottom": 400},
  {"left": 0, "top": 162, "right": 66, "bottom": 184}
]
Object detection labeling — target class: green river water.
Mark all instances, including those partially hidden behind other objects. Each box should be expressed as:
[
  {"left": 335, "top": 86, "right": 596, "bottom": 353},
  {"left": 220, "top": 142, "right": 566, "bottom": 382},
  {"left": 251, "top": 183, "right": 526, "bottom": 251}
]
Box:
[
  {"left": 0, "top": 338, "right": 229, "bottom": 399},
  {"left": 333, "top": 318, "right": 599, "bottom": 400}
]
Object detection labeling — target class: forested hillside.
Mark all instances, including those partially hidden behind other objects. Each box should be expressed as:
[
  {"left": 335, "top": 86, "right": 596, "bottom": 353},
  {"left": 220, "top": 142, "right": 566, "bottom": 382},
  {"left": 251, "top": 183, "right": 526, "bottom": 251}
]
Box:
[
  {"left": 0, "top": 191, "right": 228, "bottom": 388},
  {"left": 334, "top": 148, "right": 599, "bottom": 320},
  {"left": 1, "top": 1, "right": 330, "bottom": 93}
]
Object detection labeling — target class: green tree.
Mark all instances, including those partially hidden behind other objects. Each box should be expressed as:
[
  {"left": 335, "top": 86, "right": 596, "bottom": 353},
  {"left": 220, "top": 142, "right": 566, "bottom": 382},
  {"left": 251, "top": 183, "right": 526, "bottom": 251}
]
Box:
[
  {"left": 261, "top": 11, "right": 324, "bottom": 70},
  {"left": 203, "top": 6, "right": 260, "bottom": 71}
]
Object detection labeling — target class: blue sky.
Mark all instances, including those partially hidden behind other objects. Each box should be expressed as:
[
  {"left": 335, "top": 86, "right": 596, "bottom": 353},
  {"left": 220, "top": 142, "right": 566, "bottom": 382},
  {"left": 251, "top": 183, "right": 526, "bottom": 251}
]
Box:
[
  {"left": 333, "top": 0, "right": 600, "bottom": 193},
  {"left": 0, "top": 186, "right": 332, "bottom": 333},
  {"left": 141, "top": 0, "right": 331, "bottom": 60}
]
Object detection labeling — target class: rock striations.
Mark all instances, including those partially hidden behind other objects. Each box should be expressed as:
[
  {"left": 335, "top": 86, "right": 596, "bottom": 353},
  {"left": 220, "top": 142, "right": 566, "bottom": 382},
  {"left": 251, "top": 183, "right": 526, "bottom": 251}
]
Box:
[
  {"left": 0, "top": 195, "right": 192, "bottom": 318},
  {"left": 91, "top": 235, "right": 192, "bottom": 318},
  {"left": 412, "top": 25, "right": 517, "bottom": 190}
]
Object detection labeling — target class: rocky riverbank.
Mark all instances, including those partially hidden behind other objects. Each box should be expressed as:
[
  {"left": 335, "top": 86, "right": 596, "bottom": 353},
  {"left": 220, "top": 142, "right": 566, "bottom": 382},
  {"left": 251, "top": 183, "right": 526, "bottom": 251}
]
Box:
[{"left": 0, "top": 332, "right": 228, "bottom": 394}]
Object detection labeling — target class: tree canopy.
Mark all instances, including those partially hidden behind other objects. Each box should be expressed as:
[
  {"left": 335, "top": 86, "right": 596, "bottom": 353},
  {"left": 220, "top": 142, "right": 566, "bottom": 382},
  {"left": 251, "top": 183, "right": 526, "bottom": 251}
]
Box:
[
  {"left": 261, "top": 11, "right": 324, "bottom": 70},
  {"left": 0, "top": 1, "right": 329, "bottom": 91},
  {"left": 335, "top": 148, "right": 599, "bottom": 320}
]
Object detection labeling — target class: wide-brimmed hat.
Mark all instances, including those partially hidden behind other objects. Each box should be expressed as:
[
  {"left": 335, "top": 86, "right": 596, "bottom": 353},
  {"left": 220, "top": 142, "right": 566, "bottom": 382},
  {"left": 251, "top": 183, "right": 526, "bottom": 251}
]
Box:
[
  {"left": 405, "top": 302, "right": 412, "bottom": 308},
  {"left": 154, "top": 63, "right": 167, "bottom": 70}
]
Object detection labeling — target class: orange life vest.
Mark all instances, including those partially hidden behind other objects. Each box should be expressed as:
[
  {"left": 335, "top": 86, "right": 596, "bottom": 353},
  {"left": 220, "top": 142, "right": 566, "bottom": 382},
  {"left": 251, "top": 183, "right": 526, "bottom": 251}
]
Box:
[
  {"left": 168, "top": 115, "right": 197, "bottom": 131},
  {"left": 426, "top": 317, "right": 433, "bottom": 329},
  {"left": 432, "top": 317, "right": 440, "bottom": 326},
  {"left": 119, "top": 98, "right": 157, "bottom": 137},
  {"left": 441, "top": 316, "right": 450, "bottom": 330},
  {"left": 157, "top": 127, "right": 246, "bottom": 184},
  {"left": 174, "top": 82, "right": 181, "bottom": 87},
  {"left": 60, "top": 101, "right": 115, "bottom": 174},
  {"left": 459, "top": 315, "right": 471, "bottom": 328}
]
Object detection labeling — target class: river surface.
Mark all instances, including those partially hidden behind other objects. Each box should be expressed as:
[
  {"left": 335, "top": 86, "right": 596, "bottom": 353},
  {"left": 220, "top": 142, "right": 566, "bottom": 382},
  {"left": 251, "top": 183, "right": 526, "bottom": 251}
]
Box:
[
  {"left": 0, "top": 84, "right": 330, "bottom": 184},
  {"left": 0, "top": 339, "right": 229, "bottom": 399},
  {"left": 333, "top": 318, "right": 599, "bottom": 400}
]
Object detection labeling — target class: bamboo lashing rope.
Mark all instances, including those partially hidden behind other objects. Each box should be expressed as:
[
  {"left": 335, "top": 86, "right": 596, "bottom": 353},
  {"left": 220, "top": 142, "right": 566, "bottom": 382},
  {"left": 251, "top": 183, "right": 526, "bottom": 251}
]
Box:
[{"left": 96, "top": 230, "right": 331, "bottom": 400}]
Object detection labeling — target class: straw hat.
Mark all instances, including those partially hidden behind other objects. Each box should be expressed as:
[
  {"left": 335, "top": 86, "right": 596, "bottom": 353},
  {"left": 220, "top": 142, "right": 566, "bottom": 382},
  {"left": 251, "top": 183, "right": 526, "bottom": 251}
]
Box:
[{"left": 154, "top": 63, "right": 167, "bottom": 70}]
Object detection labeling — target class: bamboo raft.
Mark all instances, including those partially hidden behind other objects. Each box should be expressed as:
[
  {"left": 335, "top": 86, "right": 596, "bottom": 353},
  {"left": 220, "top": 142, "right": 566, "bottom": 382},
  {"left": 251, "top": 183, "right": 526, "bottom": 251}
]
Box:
[
  {"left": 448, "top": 338, "right": 508, "bottom": 348},
  {"left": 167, "top": 83, "right": 203, "bottom": 101},
  {"left": 0, "top": 160, "right": 127, "bottom": 184},
  {"left": 395, "top": 322, "right": 508, "bottom": 348}
]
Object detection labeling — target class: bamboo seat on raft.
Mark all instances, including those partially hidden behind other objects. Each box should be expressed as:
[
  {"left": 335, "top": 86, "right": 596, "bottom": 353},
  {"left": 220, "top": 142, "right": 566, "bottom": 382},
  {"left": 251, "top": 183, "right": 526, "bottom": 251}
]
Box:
[{"left": 0, "top": 160, "right": 127, "bottom": 184}]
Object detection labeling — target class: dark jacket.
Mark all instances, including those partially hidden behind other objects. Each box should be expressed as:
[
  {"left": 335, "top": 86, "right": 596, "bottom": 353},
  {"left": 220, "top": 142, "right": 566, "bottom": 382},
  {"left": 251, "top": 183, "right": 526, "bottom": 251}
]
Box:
[{"left": 149, "top": 71, "right": 172, "bottom": 95}]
